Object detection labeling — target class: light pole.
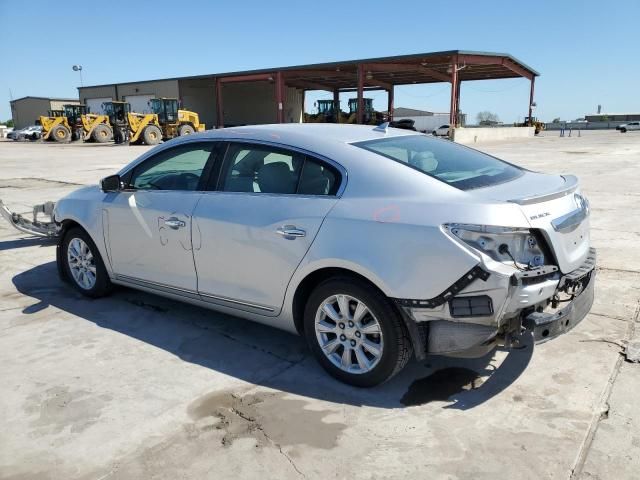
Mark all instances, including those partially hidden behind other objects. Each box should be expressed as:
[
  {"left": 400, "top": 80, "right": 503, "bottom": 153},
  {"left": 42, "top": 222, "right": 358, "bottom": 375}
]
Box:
[{"left": 72, "top": 65, "right": 83, "bottom": 87}]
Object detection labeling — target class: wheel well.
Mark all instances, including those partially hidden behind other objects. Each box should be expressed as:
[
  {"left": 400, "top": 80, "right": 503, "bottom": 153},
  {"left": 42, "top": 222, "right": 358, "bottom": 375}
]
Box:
[
  {"left": 56, "top": 220, "right": 84, "bottom": 282},
  {"left": 291, "top": 267, "right": 388, "bottom": 336},
  {"left": 58, "top": 219, "right": 82, "bottom": 237}
]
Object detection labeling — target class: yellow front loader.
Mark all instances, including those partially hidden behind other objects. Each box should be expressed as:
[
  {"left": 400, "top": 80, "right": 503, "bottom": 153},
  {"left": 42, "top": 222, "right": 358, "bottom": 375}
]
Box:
[
  {"left": 39, "top": 109, "right": 73, "bottom": 142},
  {"left": 102, "top": 101, "right": 162, "bottom": 145},
  {"left": 40, "top": 105, "right": 112, "bottom": 143},
  {"left": 81, "top": 113, "right": 112, "bottom": 143},
  {"left": 150, "top": 98, "right": 205, "bottom": 139}
]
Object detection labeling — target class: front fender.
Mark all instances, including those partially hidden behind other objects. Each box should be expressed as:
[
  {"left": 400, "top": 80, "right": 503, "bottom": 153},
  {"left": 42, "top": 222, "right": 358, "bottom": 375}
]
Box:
[{"left": 54, "top": 186, "right": 111, "bottom": 274}]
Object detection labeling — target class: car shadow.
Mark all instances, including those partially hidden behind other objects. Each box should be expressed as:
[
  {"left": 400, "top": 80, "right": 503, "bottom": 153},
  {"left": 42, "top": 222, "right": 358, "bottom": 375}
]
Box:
[
  {"left": 0, "top": 238, "right": 57, "bottom": 251},
  {"left": 12, "top": 261, "right": 533, "bottom": 409}
]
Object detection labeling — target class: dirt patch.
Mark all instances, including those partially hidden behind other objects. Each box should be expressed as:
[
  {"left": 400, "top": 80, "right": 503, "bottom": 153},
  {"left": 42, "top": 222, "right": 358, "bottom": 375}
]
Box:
[
  {"left": 188, "top": 390, "right": 346, "bottom": 449},
  {"left": 400, "top": 367, "right": 485, "bottom": 406},
  {"left": 23, "top": 386, "right": 112, "bottom": 434}
]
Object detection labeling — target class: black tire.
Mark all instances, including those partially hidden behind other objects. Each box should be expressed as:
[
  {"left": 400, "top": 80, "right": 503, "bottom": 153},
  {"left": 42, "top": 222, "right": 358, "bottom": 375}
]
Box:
[
  {"left": 92, "top": 124, "right": 112, "bottom": 143},
  {"left": 61, "top": 227, "right": 112, "bottom": 298},
  {"left": 142, "top": 125, "right": 162, "bottom": 145},
  {"left": 178, "top": 124, "right": 195, "bottom": 136},
  {"left": 303, "top": 277, "right": 412, "bottom": 387},
  {"left": 51, "top": 125, "right": 71, "bottom": 143},
  {"left": 620, "top": 128, "right": 627, "bottom": 133}
]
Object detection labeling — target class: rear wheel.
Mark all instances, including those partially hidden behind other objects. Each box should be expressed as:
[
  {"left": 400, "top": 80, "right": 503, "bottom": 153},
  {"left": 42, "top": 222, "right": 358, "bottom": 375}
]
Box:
[
  {"left": 143, "top": 125, "right": 162, "bottom": 145},
  {"left": 178, "top": 124, "right": 195, "bottom": 136},
  {"left": 92, "top": 124, "right": 112, "bottom": 143},
  {"left": 51, "top": 125, "right": 71, "bottom": 143},
  {"left": 304, "top": 277, "right": 412, "bottom": 387},
  {"left": 62, "top": 227, "right": 112, "bottom": 298}
]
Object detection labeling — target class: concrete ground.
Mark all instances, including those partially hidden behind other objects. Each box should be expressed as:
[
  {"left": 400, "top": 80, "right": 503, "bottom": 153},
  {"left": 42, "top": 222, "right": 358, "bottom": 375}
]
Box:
[{"left": 0, "top": 130, "right": 638, "bottom": 480}]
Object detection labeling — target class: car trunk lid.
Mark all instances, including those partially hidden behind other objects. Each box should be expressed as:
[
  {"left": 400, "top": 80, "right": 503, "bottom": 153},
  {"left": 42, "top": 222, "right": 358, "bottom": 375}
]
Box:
[{"left": 469, "top": 171, "right": 590, "bottom": 273}]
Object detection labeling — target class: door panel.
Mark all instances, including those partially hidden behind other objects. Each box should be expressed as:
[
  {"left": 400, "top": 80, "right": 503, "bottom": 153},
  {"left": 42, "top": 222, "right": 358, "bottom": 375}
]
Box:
[
  {"left": 104, "top": 141, "right": 218, "bottom": 291},
  {"left": 192, "top": 193, "right": 337, "bottom": 314},
  {"left": 105, "top": 191, "right": 201, "bottom": 291}
]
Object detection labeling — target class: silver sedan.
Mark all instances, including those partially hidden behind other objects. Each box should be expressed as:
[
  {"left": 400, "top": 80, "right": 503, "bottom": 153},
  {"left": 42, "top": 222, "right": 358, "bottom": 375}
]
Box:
[{"left": 43, "top": 123, "right": 595, "bottom": 386}]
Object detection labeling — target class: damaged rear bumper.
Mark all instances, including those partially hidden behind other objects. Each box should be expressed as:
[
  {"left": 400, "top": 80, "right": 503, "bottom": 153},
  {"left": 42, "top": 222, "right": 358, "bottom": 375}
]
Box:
[
  {"left": 395, "top": 249, "right": 597, "bottom": 359},
  {"left": 0, "top": 199, "right": 59, "bottom": 238},
  {"left": 523, "top": 263, "right": 595, "bottom": 343}
]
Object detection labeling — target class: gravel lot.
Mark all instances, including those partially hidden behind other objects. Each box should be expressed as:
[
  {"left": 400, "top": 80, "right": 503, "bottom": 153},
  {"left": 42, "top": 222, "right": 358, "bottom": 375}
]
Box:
[{"left": 0, "top": 130, "right": 638, "bottom": 479}]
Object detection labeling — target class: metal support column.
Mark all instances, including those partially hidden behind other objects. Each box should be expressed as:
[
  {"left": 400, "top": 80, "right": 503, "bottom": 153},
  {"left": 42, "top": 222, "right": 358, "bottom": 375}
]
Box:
[
  {"left": 215, "top": 78, "right": 224, "bottom": 129},
  {"left": 528, "top": 77, "right": 535, "bottom": 126},
  {"left": 276, "top": 71, "right": 284, "bottom": 123},
  {"left": 387, "top": 86, "right": 394, "bottom": 121},
  {"left": 449, "top": 58, "right": 459, "bottom": 127},
  {"left": 455, "top": 79, "right": 461, "bottom": 126},
  {"left": 357, "top": 64, "right": 364, "bottom": 124},
  {"left": 333, "top": 88, "right": 340, "bottom": 123}
]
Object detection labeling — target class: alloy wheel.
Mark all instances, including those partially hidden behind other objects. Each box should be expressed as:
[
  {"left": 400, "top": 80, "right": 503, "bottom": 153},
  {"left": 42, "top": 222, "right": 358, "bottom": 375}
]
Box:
[
  {"left": 67, "top": 237, "right": 97, "bottom": 290},
  {"left": 314, "top": 294, "right": 384, "bottom": 374}
]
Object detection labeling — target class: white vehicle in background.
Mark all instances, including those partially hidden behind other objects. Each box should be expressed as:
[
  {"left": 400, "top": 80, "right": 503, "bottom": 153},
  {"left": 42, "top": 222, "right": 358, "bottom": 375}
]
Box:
[
  {"left": 617, "top": 121, "right": 640, "bottom": 133},
  {"left": 0, "top": 124, "right": 595, "bottom": 387},
  {"left": 11, "top": 125, "right": 42, "bottom": 141},
  {"left": 432, "top": 124, "right": 450, "bottom": 136}
]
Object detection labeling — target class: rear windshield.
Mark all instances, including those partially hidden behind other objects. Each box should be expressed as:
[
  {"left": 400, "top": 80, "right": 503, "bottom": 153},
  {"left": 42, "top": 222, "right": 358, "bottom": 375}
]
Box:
[{"left": 353, "top": 135, "right": 523, "bottom": 190}]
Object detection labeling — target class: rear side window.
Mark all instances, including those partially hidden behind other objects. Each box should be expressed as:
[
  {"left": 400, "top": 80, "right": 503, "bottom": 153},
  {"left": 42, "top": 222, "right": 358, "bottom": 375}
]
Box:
[
  {"left": 298, "top": 158, "right": 338, "bottom": 195},
  {"left": 353, "top": 134, "right": 523, "bottom": 190},
  {"left": 221, "top": 143, "right": 339, "bottom": 195}
]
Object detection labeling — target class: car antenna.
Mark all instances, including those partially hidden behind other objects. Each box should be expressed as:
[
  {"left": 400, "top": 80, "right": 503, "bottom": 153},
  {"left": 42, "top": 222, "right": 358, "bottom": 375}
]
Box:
[{"left": 373, "top": 122, "right": 389, "bottom": 133}]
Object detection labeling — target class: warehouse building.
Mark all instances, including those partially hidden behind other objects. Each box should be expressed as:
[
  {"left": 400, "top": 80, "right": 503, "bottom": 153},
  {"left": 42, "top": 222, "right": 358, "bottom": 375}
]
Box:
[
  {"left": 77, "top": 50, "right": 538, "bottom": 130},
  {"left": 584, "top": 112, "right": 640, "bottom": 122},
  {"left": 10, "top": 96, "right": 80, "bottom": 129}
]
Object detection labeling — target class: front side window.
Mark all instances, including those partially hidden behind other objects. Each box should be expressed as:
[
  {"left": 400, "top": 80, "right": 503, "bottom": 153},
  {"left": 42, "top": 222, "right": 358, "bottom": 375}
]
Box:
[
  {"left": 130, "top": 143, "right": 214, "bottom": 191},
  {"left": 353, "top": 135, "right": 523, "bottom": 190},
  {"left": 221, "top": 143, "right": 339, "bottom": 195}
]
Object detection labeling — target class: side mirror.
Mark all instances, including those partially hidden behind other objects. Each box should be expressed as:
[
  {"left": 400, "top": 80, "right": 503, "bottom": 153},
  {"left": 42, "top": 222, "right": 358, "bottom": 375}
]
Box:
[{"left": 101, "top": 174, "right": 121, "bottom": 192}]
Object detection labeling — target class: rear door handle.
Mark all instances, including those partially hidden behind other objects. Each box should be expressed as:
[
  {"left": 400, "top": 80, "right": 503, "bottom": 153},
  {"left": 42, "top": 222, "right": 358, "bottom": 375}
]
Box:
[
  {"left": 276, "top": 225, "right": 306, "bottom": 239},
  {"left": 163, "top": 217, "right": 186, "bottom": 229}
]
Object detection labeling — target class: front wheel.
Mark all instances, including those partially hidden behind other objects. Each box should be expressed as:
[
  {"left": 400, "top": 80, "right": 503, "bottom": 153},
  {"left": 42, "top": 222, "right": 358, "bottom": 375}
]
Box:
[
  {"left": 61, "top": 227, "right": 112, "bottom": 297},
  {"left": 620, "top": 128, "right": 627, "bottom": 133},
  {"left": 142, "top": 125, "right": 162, "bottom": 145},
  {"left": 51, "top": 125, "right": 71, "bottom": 143},
  {"left": 178, "top": 124, "right": 195, "bottom": 136},
  {"left": 304, "top": 277, "right": 412, "bottom": 387},
  {"left": 92, "top": 124, "right": 112, "bottom": 143}
]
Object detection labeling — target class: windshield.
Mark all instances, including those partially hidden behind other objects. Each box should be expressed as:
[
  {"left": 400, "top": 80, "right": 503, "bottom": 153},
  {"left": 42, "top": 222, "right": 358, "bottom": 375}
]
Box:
[{"left": 353, "top": 135, "right": 523, "bottom": 190}]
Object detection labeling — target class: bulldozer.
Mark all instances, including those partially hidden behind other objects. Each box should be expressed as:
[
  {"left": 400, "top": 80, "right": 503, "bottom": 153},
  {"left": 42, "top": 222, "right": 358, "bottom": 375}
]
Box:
[
  {"left": 102, "top": 101, "right": 163, "bottom": 145},
  {"left": 39, "top": 104, "right": 112, "bottom": 143},
  {"left": 149, "top": 98, "right": 205, "bottom": 139}
]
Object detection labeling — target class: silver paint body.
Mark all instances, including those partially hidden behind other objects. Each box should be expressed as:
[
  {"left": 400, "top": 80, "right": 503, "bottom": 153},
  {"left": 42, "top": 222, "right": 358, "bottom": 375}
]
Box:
[{"left": 53, "top": 124, "right": 591, "bottom": 340}]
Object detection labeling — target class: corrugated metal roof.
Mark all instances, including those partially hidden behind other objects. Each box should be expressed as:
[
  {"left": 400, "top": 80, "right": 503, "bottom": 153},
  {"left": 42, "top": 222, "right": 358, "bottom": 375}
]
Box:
[{"left": 78, "top": 50, "right": 539, "bottom": 91}]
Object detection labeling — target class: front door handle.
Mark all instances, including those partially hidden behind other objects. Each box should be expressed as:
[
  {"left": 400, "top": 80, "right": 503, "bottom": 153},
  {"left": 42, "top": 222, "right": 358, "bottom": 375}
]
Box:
[
  {"left": 163, "top": 217, "right": 186, "bottom": 229},
  {"left": 276, "top": 225, "right": 306, "bottom": 239}
]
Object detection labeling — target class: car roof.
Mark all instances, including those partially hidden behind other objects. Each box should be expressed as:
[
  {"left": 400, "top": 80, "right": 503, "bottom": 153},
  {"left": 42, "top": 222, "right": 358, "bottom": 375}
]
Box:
[
  {"left": 123, "top": 123, "right": 442, "bottom": 181},
  {"left": 174, "top": 123, "right": 420, "bottom": 156}
]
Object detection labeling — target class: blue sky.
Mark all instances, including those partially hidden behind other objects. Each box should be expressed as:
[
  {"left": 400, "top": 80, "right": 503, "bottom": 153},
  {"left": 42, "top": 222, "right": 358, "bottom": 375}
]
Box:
[{"left": 1, "top": 0, "right": 638, "bottom": 123}]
